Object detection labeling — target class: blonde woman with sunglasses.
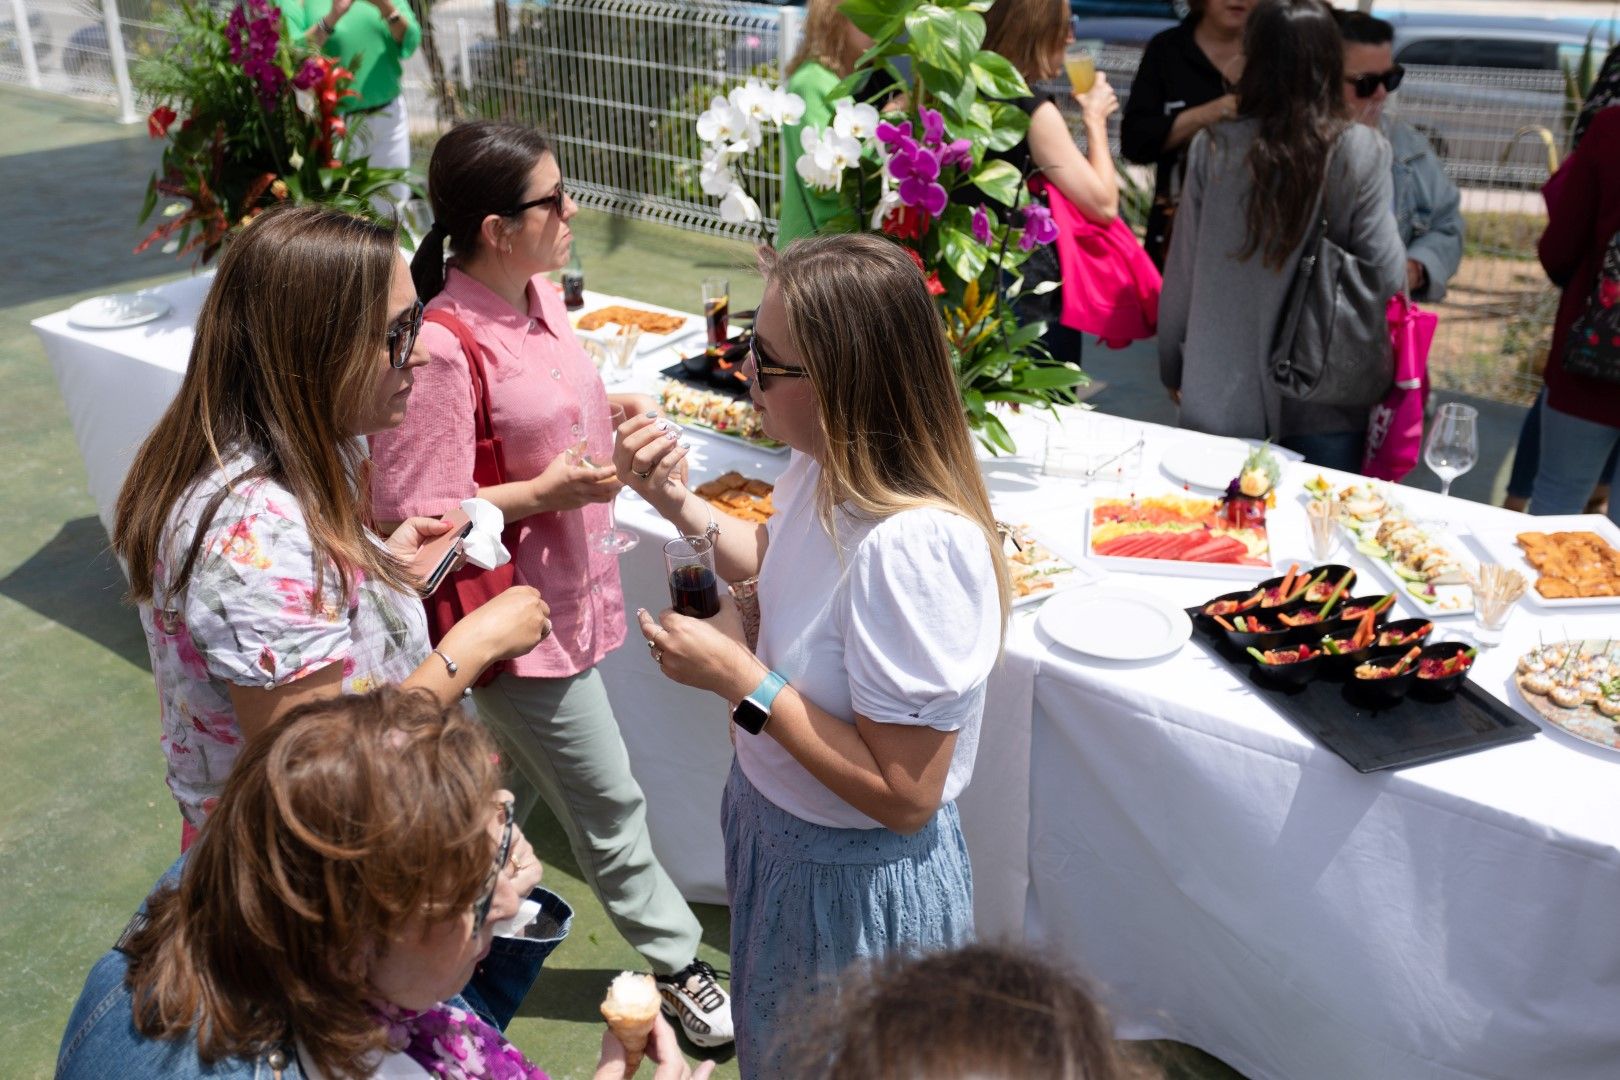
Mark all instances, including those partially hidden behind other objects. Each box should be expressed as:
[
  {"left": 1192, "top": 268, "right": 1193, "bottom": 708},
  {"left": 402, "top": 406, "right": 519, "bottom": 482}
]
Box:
[{"left": 616, "top": 234, "right": 1009, "bottom": 1077}]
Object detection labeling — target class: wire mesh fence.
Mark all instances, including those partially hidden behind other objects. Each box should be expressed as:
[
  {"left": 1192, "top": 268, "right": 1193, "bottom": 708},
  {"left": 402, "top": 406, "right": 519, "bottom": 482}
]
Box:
[
  {"left": 411, "top": 0, "right": 788, "bottom": 239},
  {"left": 0, "top": 0, "right": 1582, "bottom": 405}
]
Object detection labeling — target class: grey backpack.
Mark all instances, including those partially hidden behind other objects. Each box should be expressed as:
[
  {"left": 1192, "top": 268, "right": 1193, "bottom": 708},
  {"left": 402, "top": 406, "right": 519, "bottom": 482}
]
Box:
[{"left": 1269, "top": 138, "right": 1395, "bottom": 407}]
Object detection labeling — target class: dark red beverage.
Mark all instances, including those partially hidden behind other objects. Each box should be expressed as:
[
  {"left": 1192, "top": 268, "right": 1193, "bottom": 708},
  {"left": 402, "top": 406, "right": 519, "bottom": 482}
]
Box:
[
  {"left": 670, "top": 564, "right": 721, "bottom": 619},
  {"left": 561, "top": 270, "right": 586, "bottom": 311},
  {"left": 704, "top": 297, "right": 729, "bottom": 353}
]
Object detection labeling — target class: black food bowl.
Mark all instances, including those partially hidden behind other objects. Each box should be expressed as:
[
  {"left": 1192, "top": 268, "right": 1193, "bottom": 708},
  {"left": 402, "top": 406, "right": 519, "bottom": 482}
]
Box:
[
  {"left": 1412, "top": 641, "right": 1476, "bottom": 700},
  {"left": 1373, "top": 617, "right": 1435, "bottom": 651},
  {"left": 1246, "top": 643, "right": 1324, "bottom": 686},
  {"left": 1350, "top": 652, "right": 1418, "bottom": 705}
]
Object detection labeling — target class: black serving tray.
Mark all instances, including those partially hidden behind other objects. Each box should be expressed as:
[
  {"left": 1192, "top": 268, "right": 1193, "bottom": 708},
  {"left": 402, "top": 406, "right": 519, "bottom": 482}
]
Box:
[
  {"left": 660, "top": 356, "right": 751, "bottom": 399},
  {"left": 1187, "top": 609, "right": 1538, "bottom": 773}
]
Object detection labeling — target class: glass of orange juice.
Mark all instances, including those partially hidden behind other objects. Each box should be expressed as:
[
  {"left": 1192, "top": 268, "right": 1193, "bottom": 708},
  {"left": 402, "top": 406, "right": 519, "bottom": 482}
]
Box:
[{"left": 1065, "top": 41, "right": 1100, "bottom": 94}]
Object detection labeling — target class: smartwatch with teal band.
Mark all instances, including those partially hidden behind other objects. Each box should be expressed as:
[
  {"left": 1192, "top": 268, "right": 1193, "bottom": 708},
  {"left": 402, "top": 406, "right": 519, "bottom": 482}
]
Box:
[{"left": 732, "top": 670, "right": 786, "bottom": 735}]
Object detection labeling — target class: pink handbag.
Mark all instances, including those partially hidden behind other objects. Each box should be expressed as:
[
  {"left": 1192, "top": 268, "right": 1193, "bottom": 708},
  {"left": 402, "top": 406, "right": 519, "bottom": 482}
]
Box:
[
  {"left": 1361, "top": 294, "right": 1436, "bottom": 481},
  {"left": 1037, "top": 178, "right": 1163, "bottom": 347}
]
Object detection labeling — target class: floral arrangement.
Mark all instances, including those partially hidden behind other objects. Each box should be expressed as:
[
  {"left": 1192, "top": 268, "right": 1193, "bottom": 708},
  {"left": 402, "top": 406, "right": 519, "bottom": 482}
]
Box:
[
  {"left": 134, "top": 0, "right": 415, "bottom": 263},
  {"left": 693, "top": 0, "right": 1087, "bottom": 452}
]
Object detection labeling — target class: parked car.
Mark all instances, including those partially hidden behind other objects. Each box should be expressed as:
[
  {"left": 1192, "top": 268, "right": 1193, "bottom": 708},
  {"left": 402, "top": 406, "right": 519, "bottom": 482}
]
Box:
[{"left": 1379, "top": 12, "right": 1617, "bottom": 184}]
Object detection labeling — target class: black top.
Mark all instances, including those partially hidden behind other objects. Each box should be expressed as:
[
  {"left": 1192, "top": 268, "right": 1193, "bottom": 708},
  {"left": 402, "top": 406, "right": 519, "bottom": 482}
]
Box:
[
  {"left": 985, "top": 91, "right": 1055, "bottom": 179},
  {"left": 1120, "top": 18, "right": 1228, "bottom": 201}
]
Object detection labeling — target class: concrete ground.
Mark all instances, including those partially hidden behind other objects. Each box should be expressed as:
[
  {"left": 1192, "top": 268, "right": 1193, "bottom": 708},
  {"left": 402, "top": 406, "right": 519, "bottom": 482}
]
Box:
[{"left": 0, "top": 83, "right": 1533, "bottom": 1079}]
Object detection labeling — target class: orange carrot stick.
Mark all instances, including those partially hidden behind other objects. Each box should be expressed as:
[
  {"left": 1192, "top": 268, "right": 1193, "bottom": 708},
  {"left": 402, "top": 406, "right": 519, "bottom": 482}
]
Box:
[{"left": 1214, "top": 615, "right": 1235, "bottom": 631}]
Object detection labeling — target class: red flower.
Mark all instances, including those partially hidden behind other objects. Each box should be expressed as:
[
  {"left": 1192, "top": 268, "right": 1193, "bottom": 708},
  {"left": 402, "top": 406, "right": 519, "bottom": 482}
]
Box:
[
  {"left": 1600, "top": 278, "right": 1618, "bottom": 307},
  {"left": 147, "top": 105, "right": 177, "bottom": 139},
  {"left": 900, "top": 247, "right": 946, "bottom": 296},
  {"left": 882, "top": 204, "right": 931, "bottom": 240}
]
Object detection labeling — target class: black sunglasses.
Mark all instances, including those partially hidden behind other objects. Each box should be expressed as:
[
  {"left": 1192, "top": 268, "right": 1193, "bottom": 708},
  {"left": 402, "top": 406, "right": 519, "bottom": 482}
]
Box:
[
  {"left": 1346, "top": 64, "right": 1404, "bottom": 99},
  {"left": 748, "top": 332, "right": 809, "bottom": 392},
  {"left": 472, "top": 798, "right": 516, "bottom": 937},
  {"left": 387, "top": 298, "right": 425, "bottom": 369},
  {"left": 504, "top": 182, "right": 567, "bottom": 218}
]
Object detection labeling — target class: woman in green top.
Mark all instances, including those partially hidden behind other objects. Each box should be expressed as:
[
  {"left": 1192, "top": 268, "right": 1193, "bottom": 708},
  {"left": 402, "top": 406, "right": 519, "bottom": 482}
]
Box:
[
  {"left": 777, "top": 0, "right": 872, "bottom": 246},
  {"left": 282, "top": 0, "right": 422, "bottom": 176}
]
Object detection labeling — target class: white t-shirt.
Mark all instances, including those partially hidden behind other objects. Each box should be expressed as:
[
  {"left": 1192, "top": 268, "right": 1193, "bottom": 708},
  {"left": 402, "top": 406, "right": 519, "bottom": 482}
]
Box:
[{"left": 738, "top": 452, "right": 1002, "bottom": 829}]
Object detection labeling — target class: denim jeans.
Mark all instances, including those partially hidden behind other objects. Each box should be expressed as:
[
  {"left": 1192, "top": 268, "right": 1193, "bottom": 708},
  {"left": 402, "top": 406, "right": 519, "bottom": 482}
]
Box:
[
  {"left": 1530, "top": 403, "right": 1620, "bottom": 526},
  {"left": 1509, "top": 391, "right": 1620, "bottom": 502},
  {"left": 1280, "top": 430, "right": 1367, "bottom": 474}
]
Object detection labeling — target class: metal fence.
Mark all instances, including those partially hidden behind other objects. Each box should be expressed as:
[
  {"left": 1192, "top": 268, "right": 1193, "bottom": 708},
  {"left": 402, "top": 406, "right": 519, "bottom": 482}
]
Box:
[
  {"left": 411, "top": 0, "right": 794, "bottom": 238},
  {"left": 0, "top": 0, "right": 1581, "bottom": 404}
]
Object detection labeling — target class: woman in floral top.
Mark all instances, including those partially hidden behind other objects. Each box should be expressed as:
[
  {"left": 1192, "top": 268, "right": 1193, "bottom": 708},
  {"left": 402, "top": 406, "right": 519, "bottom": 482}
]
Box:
[{"left": 112, "top": 205, "right": 551, "bottom": 846}]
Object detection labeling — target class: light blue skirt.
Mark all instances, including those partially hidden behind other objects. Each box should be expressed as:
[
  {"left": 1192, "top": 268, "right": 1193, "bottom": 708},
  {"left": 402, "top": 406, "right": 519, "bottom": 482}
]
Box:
[{"left": 722, "top": 760, "right": 974, "bottom": 1078}]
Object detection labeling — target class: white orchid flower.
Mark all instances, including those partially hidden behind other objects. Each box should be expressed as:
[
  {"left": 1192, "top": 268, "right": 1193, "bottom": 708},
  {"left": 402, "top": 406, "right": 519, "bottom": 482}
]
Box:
[
  {"left": 294, "top": 87, "right": 316, "bottom": 119},
  {"left": 728, "top": 78, "right": 776, "bottom": 125},
  {"left": 815, "top": 130, "right": 863, "bottom": 174},
  {"left": 697, "top": 96, "right": 749, "bottom": 144},
  {"left": 795, "top": 133, "right": 841, "bottom": 191},
  {"left": 288, "top": 149, "right": 304, "bottom": 171},
  {"left": 719, "top": 183, "right": 762, "bottom": 224},
  {"left": 870, "top": 183, "right": 903, "bottom": 230},
  {"left": 832, "top": 98, "right": 879, "bottom": 142},
  {"left": 771, "top": 88, "right": 806, "bottom": 126},
  {"left": 699, "top": 147, "right": 736, "bottom": 197}
]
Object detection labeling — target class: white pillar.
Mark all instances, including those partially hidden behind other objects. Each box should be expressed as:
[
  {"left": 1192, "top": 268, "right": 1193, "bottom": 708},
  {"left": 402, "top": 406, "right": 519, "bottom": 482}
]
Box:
[
  {"left": 457, "top": 18, "right": 471, "bottom": 93},
  {"left": 8, "top": 0, "right": 42, "bottom": 89},
  {"left": 102, "top": 0, "right": 139, "bottom": 124},
  {"left": 777, "top": 5, "right": 804, "bottom": 196}
]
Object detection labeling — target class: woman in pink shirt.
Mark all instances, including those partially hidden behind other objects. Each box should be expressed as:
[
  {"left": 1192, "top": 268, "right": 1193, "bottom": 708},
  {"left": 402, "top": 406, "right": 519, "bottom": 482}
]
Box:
[{"left": 370, "top": 121, "right": 732, "bottom": 1048}]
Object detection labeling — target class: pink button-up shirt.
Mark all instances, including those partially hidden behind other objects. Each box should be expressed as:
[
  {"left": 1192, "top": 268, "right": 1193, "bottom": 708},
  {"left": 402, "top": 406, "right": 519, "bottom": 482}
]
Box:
[{"left": 370, "top": 266, "right": 625, "bottom": 677}]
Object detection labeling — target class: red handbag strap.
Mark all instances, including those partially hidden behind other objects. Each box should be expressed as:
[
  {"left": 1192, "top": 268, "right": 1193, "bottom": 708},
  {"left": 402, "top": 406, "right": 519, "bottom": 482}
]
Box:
[{"left": 424, "top": 310, "right": 500, "bottom": 453}]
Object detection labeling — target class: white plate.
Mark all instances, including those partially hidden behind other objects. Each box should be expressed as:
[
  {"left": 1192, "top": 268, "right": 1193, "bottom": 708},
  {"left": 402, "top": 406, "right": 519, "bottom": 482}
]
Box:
[
  {"left": 1474, "top": 514, "right": 1620, "bottom": 609},
  {"left": 1338, "top": 511, "right": 1476, "bottom": 617},
  {"left": 572, "top": 304, "right": 699, "bottom": 356},
  {"left": 1159, "top": 436, "right": 1304, "bottom": 492},
  {"left": 1083, "top": 495, "right": 1274, "bottom": 583},
  {"left": 66, "top": 293, "right": 171, "bottom": 330},
  {"left": 1037, "top": 585, "right": 1193, "bottom": 661}
]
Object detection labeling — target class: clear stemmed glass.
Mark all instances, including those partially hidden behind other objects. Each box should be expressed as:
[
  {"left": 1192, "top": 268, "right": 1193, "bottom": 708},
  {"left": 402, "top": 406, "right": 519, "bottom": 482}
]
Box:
[
  {"left": 1424, "top": 402, "right": 1479, "bottom": 498},
  {"left": 579, "top": 404, "right": 639, "bottom": 555}
]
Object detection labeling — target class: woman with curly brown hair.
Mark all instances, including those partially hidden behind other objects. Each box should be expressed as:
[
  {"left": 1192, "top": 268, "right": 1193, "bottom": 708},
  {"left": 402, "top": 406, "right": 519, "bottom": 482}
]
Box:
[{"left": 57, "top": 686, "right": 712, "bottom": 1080}]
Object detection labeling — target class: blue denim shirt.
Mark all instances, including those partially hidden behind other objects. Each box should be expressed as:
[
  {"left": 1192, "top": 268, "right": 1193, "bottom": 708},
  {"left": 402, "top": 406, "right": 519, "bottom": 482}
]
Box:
[
  {"left": 1384, "top": 115, "right": 1465, "bottom": 303},
  {"left": 57, "top": 858, "right": 573, "bottom": 1080}
]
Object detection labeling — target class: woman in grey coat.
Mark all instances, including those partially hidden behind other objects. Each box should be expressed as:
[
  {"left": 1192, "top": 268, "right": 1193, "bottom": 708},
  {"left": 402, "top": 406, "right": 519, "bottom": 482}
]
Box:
[{"left": 1159, "top": 0, "right": 1405, "bottom": 471}]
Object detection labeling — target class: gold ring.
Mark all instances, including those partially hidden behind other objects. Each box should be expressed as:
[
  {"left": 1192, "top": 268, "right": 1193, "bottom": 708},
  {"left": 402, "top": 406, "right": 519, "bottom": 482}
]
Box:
[{"left": 633, "top": 467, "right": 652, "bottom": 480}]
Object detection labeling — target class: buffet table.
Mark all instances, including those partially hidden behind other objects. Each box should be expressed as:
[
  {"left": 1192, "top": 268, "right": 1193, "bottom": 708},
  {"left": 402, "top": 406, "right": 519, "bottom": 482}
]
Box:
[{"left": 36, "top": 277, "right": 1620, "bottom": 1080}]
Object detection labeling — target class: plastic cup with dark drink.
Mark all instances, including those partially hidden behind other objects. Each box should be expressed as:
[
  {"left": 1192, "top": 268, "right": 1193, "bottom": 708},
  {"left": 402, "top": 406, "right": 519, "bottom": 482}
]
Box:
[
  {"left": 664, "top": 536, "right": 721, "bottom": 619},
  {"left": 702, "top": 276, "right": 729, "bottom": 356},
  {"left": 561, "top": 269, "right": 586, "bottom": 311}
]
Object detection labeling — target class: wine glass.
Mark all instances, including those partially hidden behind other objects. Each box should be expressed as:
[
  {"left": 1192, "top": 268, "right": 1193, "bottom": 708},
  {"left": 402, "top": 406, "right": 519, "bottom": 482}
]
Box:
[
  {"left": 579, "top": 404, "right": 640, "bottom": 555},
  {"left": 1424, "top": 402, "right": 1478, "bottom": 498}
]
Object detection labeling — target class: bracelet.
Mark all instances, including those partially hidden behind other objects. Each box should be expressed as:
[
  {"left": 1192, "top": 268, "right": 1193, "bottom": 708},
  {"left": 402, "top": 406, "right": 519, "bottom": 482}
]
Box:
[
  {"left": 432, "top": 648, "right": 458, "bottom": 676},
  {"left": 318, "top": 15, "right": 336, "bottom": 34},
  {"left": 386, "top": 9, "right": 404, "bottom": 23}
]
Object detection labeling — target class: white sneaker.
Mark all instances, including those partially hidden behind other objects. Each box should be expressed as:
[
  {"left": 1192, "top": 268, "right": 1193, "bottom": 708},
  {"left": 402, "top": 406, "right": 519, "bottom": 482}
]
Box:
[{"left": 656, "top": 959, "right": 735, "bottom": 1047}]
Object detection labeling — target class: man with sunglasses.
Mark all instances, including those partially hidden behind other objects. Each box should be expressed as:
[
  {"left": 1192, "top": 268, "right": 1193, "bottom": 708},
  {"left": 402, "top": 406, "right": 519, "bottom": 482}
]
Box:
[{"left": 1338, "top": 10, "right": 1464, "bottom": 302}]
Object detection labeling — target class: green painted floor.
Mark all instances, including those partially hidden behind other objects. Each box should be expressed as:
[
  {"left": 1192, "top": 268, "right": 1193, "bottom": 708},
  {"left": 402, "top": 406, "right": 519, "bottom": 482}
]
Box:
[{"left": 0, "top": 86, "right": 1240, "bottom": 1080}]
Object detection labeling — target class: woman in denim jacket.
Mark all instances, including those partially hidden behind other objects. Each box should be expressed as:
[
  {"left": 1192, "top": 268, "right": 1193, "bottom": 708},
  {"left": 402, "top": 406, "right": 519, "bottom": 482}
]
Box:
[{"left": 54, "top": 688, "right": 595, "bottom": 1080}]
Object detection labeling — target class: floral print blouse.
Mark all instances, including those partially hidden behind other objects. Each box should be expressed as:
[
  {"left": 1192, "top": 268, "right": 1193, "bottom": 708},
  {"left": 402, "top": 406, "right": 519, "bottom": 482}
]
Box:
[{"left": 138, "top": 452, "right": 428, "bottom": 829}]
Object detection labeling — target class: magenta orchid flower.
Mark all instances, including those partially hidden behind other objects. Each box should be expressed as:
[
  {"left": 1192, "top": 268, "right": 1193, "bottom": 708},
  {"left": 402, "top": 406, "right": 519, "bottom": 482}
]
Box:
[
  {"left": 941, "top": 138, "right": 974, "bottom": 169},
  {"left": 1019, "top": 203, "right": 1059, "bottom": 250},
  {"left": 972, "top": 205, "right": 993, "bottom": 245},
  {"left": 920, "top": 105, "right": 946, "bottom": 146},
  {"left": 899, "top": 176, "right": 949, "bottom": 216}
]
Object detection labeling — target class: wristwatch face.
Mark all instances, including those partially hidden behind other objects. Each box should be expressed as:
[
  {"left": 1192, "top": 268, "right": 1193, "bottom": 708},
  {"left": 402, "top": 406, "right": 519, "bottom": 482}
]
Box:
[{"left": 731, "top": 697, "right": 768, "bottom": 735}]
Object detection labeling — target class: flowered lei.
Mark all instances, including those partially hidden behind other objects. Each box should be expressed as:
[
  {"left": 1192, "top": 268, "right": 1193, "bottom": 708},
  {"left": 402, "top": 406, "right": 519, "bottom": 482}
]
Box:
[{"left": 372, "top": 1000, "right": 550, "bottom": 1080}]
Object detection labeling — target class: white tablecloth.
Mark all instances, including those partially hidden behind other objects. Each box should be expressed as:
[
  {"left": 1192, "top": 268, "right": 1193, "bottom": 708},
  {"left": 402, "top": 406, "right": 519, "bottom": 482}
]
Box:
[{"left": 37, "top": 276, "right": 1620, "bottom": 1079}]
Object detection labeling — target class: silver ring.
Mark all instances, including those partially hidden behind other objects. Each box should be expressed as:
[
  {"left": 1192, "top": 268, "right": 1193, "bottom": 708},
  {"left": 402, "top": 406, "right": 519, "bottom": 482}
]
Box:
[
  {"left": 633, "top": 467, "right": 652, "bottom": 480},
  {"left": 539, "top": 620, "right": 552, "bottom": 640}
]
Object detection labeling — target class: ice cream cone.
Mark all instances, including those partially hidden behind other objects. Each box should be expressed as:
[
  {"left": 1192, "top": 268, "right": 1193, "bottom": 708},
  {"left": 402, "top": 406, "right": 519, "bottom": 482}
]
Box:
[{"left": 601, "top": 971, "right": 661, "bottom": 1075}]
